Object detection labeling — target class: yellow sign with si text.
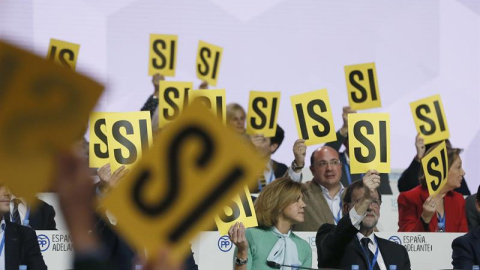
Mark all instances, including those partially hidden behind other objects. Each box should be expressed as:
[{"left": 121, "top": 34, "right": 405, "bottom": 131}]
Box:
[
  {"left": 410, "top": 94, "right": 449, "bottom": 145},
  {"left": 196, "top": 40, "right": 223, "bottom": 86},
  {"left": 99, "top": 101, "right": 265, "bottom": 263},
  {"left": 421, "top": 141, "right": 449, "bottom": 197},
  {"left": 159, "top": 81, "right": 193, "bottom": 128},
  {"left": 149, "top": 34, "right": 177, "bottom": 77},
  {"left": 291, "top": 89, "right": 336, "bottom": 146},
  {"left": 46, "top": 38, "right": 80, "bottom": 71},
  {"left": 344, "top": 63, "right": 381, "bottom": 110},
  {"left": 215, "top": 186, "right": 258, "bottom": 236},
  {"left": 348, "top": 113, "right": 390, "bottom": 174},
  {"left": 189, "top": 89, "right": 226, "bottom": 123},
  {"left": 0, "top": 41, "right": 102, "bottom": 205},
  {"left": 246, "top": 91, "right": 281, "bottom": 137},
  {"left": 89, "top": 112, "right": 111, "bottom": 168},
  {"left": 104, "top": 112, "right": 152, "bottom": 172}
]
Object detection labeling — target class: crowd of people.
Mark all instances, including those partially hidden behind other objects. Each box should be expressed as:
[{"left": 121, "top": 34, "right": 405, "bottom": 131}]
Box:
[{"left": 3, "top": 72, "right": 479, "bottom": 270}]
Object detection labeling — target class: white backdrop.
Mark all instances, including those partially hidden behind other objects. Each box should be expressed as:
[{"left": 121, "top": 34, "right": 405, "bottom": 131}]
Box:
[{"left": 1, "top": 0, "right": 479, "bottom": 191}]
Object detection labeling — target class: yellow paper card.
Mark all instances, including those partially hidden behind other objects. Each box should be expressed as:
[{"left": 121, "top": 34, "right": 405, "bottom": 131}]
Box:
[
  {"left": 421, "top": 141, "right": 448, "bottom": 197},
  {"left": 246, "top": 91, "right": 281, "bottom": 137},
  {"left": 189, "top": 89, "right": 226, "bottom": 123},
  {"left": 158, "top": 81, "right": 193, "bottom": 128},
  {"left": 46, "top": 38, "right": 80, "bottom": 71},
  {"left": 99, "top": 101, "right": 265, "bottom": 263},
  {"left": 104, "top": 111, "right": 152, "bottom": 172},
  {"left": 291, "top": 89, "right": 336, "bottom": 146},
  {"left": 149, "top": 34, "right": 177, "bottom": 77},
  {"left": 410, "top": 94, "right": 449, "bottom": 145},
  {"left": 89, "top": 112, "right": 111, "bottom": 168},
  {"left": 196, "top": 40, "right": 223, "bottom": 86},
  {"left": 348, "top": 113, "right": 390, "bottom": 174},
  {"left": 0, "top": 41, "right": 102, "bottom": 204},
  {"left": 344, "top": 63, "right": 381, "bottom": 110},
  {"left": 215, "top": 186, "right": 258, "bottom": 236}
]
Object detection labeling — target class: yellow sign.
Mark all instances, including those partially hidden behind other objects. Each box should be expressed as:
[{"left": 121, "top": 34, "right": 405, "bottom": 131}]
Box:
[
  {"left": 291, "top": 89, "right": 336, "bottom": 146},
  {"left": 0, "top": 41, "right": 102, "bottom": 204},
  {"left": 149, "top": 34, "right": 177, "bottom": 77},
  {"left": 410, "top": 95, "right": 449, "bottom": 145},
  {"left": 89, "top": 112, "right": 110, "bottom": 168},
  {"left": 344, "top": 63, "right": 381, "bottom": 110},
  {"left": 46, "top": 38, "right": 80, "bottom": 70},
  {"left": 105, "top": 112, "right": 152, "bottom": 172},
  {"left": 99, "top": 101, "right": 265, "bottom": 263},
  {"left": 196, "top": 41, "right": 223, "bottom": 86},
  {"left": 189, "top": 89, "right": 226, "bottom": 123},
  {"left": 215, "top": 186, "right": 258, "bottom": 236},
  {"left": 158, "top": 81, "right": 193, "bottom": 128},
  {"left": 421, "top": 141, "right": 448, "bottom": 197},
  {"left": 348, "top": 113, "right": 390, "bottom": 174},
  {"left": 246, "top": 91, "right": 281, "bottom": 137}
]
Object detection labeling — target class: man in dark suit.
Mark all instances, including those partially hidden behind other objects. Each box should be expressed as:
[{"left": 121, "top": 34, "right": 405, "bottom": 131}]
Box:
[
  {"left": 316, "top": 170, "right": 410, "bottom": 270},
  {"left": 0, "top": 186, "right": 47, "bottom": 269},
  {"left": 4, "top": 197, "right": 56, "bottom": 230},
  {"left": 452, "top": 185, "right": 480, "bottom": 269}
]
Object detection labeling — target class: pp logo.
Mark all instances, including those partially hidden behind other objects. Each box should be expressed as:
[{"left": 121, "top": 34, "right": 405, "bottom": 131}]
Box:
[
  {"left": 388, "top": 236, "right": 401, "bottom": 245},
  {"left": 37, "top": 234, "right": 50, "bottom": 252},
  {"left": 218, "top": 235, "right": 233, "bottom": 252}
]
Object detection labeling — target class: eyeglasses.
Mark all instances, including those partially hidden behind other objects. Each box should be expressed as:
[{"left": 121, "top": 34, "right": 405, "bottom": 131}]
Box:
[{"left": 314, "top": 159, "right": 341, "bottom": 168}]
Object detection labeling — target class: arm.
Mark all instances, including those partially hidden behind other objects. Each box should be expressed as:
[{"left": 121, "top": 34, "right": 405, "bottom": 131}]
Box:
[
  {"left": 229, "top": 223, "right": 250, "bottom": 270},
  {"left": 452, "top": 236, "right": 474, "bottom": 270},
  {"left": 325, "top": 106, "right": 355, "bottom": 151},
  {"left": 398, "top": 134, "right": 425, "bottom": 192},
  {"left": 325, "top": 130, "right": 346, "bottom": 151},
  {"left": 288, "top": 139, "right": 306, "bottom": 182},
  {"left": 397, "top": 192, "right": 433, "bottom": 232}
]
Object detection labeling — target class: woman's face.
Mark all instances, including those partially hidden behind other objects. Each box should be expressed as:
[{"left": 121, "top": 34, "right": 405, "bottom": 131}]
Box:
[
  {"left": 227, "top": 109, "right": 246, "bottom": 134},
  {"left": 279, "top": 194, "right": 306, "bottom": 225},
  {"left": 447, "top": 156, "right": 465, "bottom": 189}
]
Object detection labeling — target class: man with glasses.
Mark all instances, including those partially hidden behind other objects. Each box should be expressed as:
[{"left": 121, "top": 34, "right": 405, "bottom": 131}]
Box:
[
  {"left": 294, "top": 146, "right": 345, "bottom": 231},
  {"left": 316, "top": 171, "right": 410, "bottom": 269}
]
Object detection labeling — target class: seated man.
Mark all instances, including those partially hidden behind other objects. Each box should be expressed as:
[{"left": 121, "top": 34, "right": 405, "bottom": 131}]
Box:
[
  {"left": 316, "top": 170, "right": 410, "bottom": 269},
  {"left": 4, "top": 196, "right": 56, "bottom": 230},
  {"left": 452, "top": 185, "right": 480, "bottom": 269},
  {"left": 466, "top": 190, "right": 480, "bottom": 231},
  {"left": 0, "top": 186, "right": 47, "bottom": 269}
]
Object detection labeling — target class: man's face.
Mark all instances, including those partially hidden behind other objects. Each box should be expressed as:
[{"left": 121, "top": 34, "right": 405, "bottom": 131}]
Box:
[
  {"left": 310, "top": 147, "right": 342, "bottom": 189},
  {"left": 349, "top": 187, "right": 381, "bottom": 230},
  {"left": 251, "top": 135, "right": 277, "bottom": 158},
  {"left": 0, "top": 186, "right": 11, "bottom": 214}
]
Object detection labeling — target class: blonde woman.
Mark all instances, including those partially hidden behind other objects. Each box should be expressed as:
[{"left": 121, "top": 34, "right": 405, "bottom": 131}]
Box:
[{"left": 228, "top": 177, "right": 312, "bottom": 269}]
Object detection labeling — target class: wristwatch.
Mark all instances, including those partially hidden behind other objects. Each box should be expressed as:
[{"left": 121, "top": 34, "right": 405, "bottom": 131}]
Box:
[
  {"left": 291, "top": 160, "right": 304, "bottom": 171},
  {"left": 235, "top": 256, "right": 248, "bottom": 265}
]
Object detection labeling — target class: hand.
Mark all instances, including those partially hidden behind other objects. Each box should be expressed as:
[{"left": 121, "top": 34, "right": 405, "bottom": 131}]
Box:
[
  {"left": 292, "top": 139, "right": 306, "bottom": 170},
  {"left": 249, "top": 134, "right": 266, "bottom": 148},
  {"left": 152, "top": 73, "right": 165, "bottom": 97},
  {"left": 415, "top": 133, "right": 426, "bottom": 161},
  {"left": 421, "top": 196, "right": 436, "bottom": 223},
  {"left": 362, "top": 169, "right": 380, "bottom": 196},
  {"left": 340, "top": 106, "right": 356, "bottom": 136},
  {"left": 199, "top": 81, "right": 208, "bottom": 89},
  {"left": 228, "top": 222, "right": 248, "bottom": 255},
  {"left": 97, "top": 164, "right": 129, "bottom": 193}
]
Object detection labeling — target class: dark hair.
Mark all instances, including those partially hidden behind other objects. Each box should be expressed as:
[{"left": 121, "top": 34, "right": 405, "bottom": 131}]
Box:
[
  {"left": 476, "top": 185, "right": 480, "bottom": 202},
  {"left": 343, "top": 180, "right": 382, "bottom": 204},
  {"left": 419, "top": 143, "right": 463, "bottom": 188},
  {"left": 270, "top": 124, "right": 284, "bottom": 153}
]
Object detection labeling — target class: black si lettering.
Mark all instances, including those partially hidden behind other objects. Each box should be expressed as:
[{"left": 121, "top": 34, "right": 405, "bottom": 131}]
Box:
[
  {"left": 416, "top": 104, "right": 436, "bottom": 135},
  {"left": 169, "top": 40, "right": 175, "bottom": 70},
  {"left": 94, "top": 118, "right": 109, "bottom": 159},
  {"left": 216, "top": 96, "right": 223, "bottom": 119},
  {"left": 295, "top": 103, "right": 309, "bottom": 140},
  {"left": 349, "top": 70, "right": 367, "bottom": 103},
  {"left": 48, "top": 46, "right": 57, "bottom": 61},
  {"left": 367, "top": 69, "right": 377, "bottom": 101},
  {"left": 198, "top": 47, "right": 210, "bottom": 76},
  {"left": 379, "top": 120, "right": 387, "bottom": 163},
  {"left": 211, "top": 51, "right": 220, "bottom": 80},
  {"left": 152, "top": 40, "right": 167, "bottom": 69},
  {"left": 308, "top": 99, "right": 330, "bottom": 137},
  {"left": 163, "top": 87, "right": 180, "bottom": 120},
  {"left": 353, "top": 120, "right": 375, "bottom": 163},
  {"left": 251, "top": 97, "right": 267, "bottom": 129},
  {"left": 433, "top": 100, "right": 446, "bottom": 132},
  {"left": 268, "top": 98, "right": 278, "bottom": 129},
  {"left": 427, "top": 157, "right": 442, "bottom": 191},
  {"left": 112, "top": 120, "right": 137, "bottom": 164},
  {"left": 218, "top": 189, "right": 252, "bottom": 223},
  {"left": 59, "top": 49, "right": 74, "bottom": 69},
  {"left": 139, "top": 119, "right": 149, "bottom": 151}
]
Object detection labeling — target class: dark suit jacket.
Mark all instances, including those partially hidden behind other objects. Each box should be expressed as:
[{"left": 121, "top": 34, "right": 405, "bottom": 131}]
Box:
[
  {"left": 397, "top": 157, "right": 470, "bottom": 195},
  {"left": 4, "top": 199, "right": 56, "bottom": 230},
  {"left": 316, "top": 213, "right": 410, "bottom": 270},
  {"left": 326, "top": 131, "right": 392, "bottom": 195},
  {"left": 466, "top": 193, "right": 480, "bottom": 231},
  {"left": 272, "top": 159, "right": 288, "bottom": 179},
  {"left": 4, "top": 220, "right": 47, "bottom": 270},
  {"left": 452, "top": 226, "right": 480, "bottom": 269}
]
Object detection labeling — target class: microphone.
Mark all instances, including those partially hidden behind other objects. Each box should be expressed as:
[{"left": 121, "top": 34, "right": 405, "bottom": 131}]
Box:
[{"left": 266, "top": 261, "right": 319, "bottom": 269}]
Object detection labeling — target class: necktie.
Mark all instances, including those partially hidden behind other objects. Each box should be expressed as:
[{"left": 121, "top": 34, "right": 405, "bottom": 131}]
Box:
[
  {"left": 11, "top": 199, "right": 21, "bottom": 225},
  {"left": 360, "top": 238, "right": 380, "bottom": 270}
]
